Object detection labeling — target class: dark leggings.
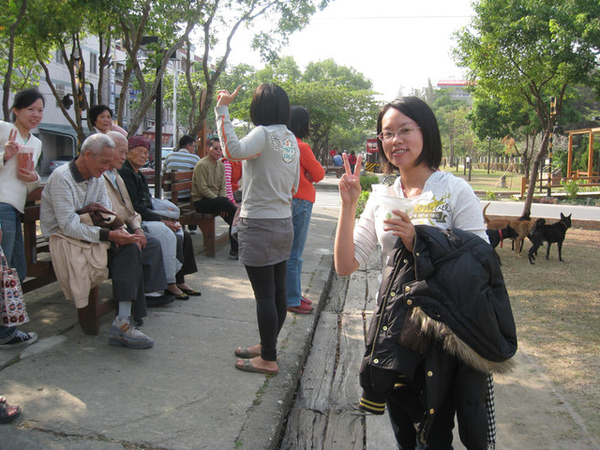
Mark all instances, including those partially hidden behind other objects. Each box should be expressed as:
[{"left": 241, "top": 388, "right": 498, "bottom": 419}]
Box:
[{"left": 244, "top": 261, "right": 288, "bottom": 361}]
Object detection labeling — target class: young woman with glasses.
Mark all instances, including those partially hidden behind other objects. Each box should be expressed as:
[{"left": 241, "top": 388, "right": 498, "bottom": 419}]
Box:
[{"left": 334, "top": 97, "right": 497, "bottom": 449}]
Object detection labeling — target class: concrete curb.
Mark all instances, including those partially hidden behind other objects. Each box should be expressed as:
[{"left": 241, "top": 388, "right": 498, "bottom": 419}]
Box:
[{"left": 238, "top": 254, "right": 335, "bottom": 449}]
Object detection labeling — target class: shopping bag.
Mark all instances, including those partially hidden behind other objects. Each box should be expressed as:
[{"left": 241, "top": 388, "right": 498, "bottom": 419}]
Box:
[
  {"left": 0, "top": 250, "right": 29, "bottom": 327},
  {"left": 151, "top": 198, "right": 180, "bottom": 220}
]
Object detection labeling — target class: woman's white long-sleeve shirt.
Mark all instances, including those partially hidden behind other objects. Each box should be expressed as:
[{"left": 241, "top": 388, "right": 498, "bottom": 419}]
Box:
[
  {"left": 0, "top": 121, "right": 42, "bottom": 213},
  {"left": 354, "top": 171, "right": 488, "bottom": 268},
  {"left": 216, "top": 105, "right": 299, "bottom": 219}
]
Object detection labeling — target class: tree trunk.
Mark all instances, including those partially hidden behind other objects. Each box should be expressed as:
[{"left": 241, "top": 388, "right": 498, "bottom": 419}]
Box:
[{"left": 522, "top": 131, "right": 550, "bottom": 215}]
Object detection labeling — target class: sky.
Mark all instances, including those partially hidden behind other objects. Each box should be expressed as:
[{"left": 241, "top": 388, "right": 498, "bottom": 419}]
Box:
[{"left": 226, "top": 0, "right": 476, "bottom": 101}]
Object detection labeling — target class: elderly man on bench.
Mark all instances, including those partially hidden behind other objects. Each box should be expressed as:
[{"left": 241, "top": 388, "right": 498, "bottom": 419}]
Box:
[
  {"left": 40, "top": 133, "right": 154, "bottom": 349},
  {"left": 103, "top": 131, "right": 173, "bottom": 310}
]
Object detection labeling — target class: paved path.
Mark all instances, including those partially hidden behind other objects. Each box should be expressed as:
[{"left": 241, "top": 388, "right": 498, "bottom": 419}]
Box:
[{"left": 1, "top": 174, "right": 598, "bottom": 449}]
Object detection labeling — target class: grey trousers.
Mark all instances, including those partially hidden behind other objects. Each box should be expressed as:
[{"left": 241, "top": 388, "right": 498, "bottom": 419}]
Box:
[{"left": 142, "top": 234, "right": 168, "bottom": 293}]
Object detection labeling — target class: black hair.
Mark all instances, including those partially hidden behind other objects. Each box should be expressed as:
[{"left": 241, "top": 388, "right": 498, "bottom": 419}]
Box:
[
  {"left": 207, "top": 138, "right": 220, "bottom": 148},
  {"left": 376, "top": 97, "right": 442, "bottom": 174},
  {"left": 11, "top": 88, "right": 45, "bottom": 122},
  {"left": 179, "top": 135, "right": 195, "bottom": 148},
  {"left": 89, "top": 104, "right": 113, "bottom": 126},
  {"left": 290, "top": 106, "right": 310, "bottom": 140},
  {"left": 249, "top": 83, "right": 290, "bottom": 127}
]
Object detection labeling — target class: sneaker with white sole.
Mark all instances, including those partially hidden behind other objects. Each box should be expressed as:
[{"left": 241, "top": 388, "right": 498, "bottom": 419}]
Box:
[
  {"left": 108, "top": 317, "right": 154, "bottom": 349},
  {"left": 0, "top": 330, "right": 38, "bottom": 349}
]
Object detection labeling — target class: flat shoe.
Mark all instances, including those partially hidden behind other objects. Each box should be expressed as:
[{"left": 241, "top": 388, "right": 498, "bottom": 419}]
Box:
[
  {"left": 145, "top": 294, "right": 175, "bottom": 307},
  {"left": 234, "top": 347, "right": 261, "bottom": 358},
  {"left": 180, "top": 288, "right": 201, "bottom": 296},
  {"left": 164, "top": 289, "right": 189, "bottom": 301},
  {"left": 235, "top": 358, "right": 278, "bottom": 375},
  {"left": 0, "top": 400, "right": 21, "bottom": 424}
]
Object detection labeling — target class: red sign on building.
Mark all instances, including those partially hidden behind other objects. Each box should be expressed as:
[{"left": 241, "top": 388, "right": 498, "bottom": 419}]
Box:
[{"left": 366, "top": 138, "right": 378, "bottom": 154}]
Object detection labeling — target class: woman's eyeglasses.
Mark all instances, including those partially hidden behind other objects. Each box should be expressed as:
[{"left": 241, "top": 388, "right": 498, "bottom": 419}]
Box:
[{"left": 378, "top": 127, "right": 421, "bottom": 142}]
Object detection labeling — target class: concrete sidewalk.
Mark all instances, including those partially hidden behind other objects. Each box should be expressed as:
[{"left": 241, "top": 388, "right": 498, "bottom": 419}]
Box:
[
  {"left": 1, "top": 174, "right": 599, "bottom": 449},
  {"left": 0, "top": 193, "right": 340, "bottom": 449}
]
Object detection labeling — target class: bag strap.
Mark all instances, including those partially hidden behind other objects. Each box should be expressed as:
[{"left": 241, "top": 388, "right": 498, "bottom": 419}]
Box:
[{"left": 0, "top": 248, "right": 8, "bottom": 270}]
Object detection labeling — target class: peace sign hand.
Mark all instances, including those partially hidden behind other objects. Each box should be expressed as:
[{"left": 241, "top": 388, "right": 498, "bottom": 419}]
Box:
[
  {"left": 4, "top": 129, "right": 19, "bottom": 161},
  {"left": 338, "top": 152, "right": 363, "bottom": 206}
]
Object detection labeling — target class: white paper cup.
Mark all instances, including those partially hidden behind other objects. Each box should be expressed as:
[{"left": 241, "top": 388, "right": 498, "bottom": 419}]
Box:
[{"left": 376, "top": 194, "right": 415, "bottom": 223}]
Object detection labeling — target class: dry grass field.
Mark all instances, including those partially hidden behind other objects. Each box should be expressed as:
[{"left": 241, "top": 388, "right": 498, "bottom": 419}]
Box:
[{"left": 497, "top": 228, "right": 600, "bottom": 439}]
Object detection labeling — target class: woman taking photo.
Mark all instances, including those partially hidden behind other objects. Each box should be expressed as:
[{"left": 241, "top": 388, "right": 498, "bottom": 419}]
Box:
[
  {"left": 216, "top": 84, "right": 299, "bottom": 376},
  {"left": 0, "top": 88, "right": 44, "bottom": 349},
  {"left": 334, "top": 97, "right": 505, "bottom": 449}
]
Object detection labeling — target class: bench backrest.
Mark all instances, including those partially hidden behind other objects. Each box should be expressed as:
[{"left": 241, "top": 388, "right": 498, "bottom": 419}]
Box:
[
  {"left": 23, "top": 186, "right": 47, "bottom": 265},
  {"left": 162, "top": 170, "right": 194, "bottom": 210}
]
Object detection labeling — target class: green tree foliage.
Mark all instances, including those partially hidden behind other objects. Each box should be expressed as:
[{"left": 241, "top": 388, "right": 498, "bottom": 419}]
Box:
[
  {"left": 2, "top": 0, "right": 328, "bottom": 141},
  {"left": 182, "top": 0, "right": 330, "bottom": 141},
  {"left": 267, "top": 58, "right": 379, "bottom": 162},
  {"left": 1, "top": 0, "right": 43, "bottom": 119},
  {"left": 454, "top": 0, "right": 600, "bottom": 212},
  {"left": 200, "top": 57, "right": 379, "bottom": 163},
  {"left": 430, "top": 92, "right": 477, "bottom": 168}
]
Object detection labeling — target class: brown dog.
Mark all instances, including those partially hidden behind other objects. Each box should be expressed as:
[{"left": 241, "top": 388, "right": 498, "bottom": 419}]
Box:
[{"left": 482, "top": 203, "right": 536, "bottom": 254}]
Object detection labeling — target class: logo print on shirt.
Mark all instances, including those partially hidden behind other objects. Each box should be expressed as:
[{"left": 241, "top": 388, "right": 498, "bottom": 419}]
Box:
[
  {"left": 412, "top": 194, "right": 450, "bottom": 225},
  {"left": 268, "top": 134, "right": 296, "bottom": 163}
]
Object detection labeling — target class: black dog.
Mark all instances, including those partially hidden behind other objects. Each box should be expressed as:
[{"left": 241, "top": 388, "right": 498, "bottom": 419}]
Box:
[
  {"left": 486, "top": 224, "right": 518, "bottom": 264},
  {"left": 528, "top": 213, "right": 572, "bottom": 265}
]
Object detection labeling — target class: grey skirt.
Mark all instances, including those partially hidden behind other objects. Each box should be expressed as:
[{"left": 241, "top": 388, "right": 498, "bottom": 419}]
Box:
[{"left": 237, "top": 217, "right": 293, "bottom": 266}]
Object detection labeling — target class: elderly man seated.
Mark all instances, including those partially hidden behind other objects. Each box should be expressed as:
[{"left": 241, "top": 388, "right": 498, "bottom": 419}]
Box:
[
  {"left": 103, "top": 131, "right": 173, "bottom": 310},
  {"left": 40, "top": 133, "right": 154, "bottom": 349},
  {"left": 118, "top": 136, "right": 200, "bottom": 300}
]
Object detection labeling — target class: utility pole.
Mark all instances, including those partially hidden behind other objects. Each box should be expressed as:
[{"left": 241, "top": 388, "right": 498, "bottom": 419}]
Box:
[
  {"left": 547, "top": 96, "right": 557, "bottom": 198},
  {"left": 487, "top": 136, "right": 492, "bottom": 174}
]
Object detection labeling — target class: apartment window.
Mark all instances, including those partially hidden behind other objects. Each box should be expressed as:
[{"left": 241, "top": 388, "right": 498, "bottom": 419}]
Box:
[
  {"left": 89, "top": 53, "right": 98, "bottom": 74},
  {"left": 55, "top": 50, "right": 64, "bottom": 64}
]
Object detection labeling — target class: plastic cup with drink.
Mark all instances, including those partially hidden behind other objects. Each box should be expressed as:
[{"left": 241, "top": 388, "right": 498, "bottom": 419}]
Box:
[{"left": 17, "top": 146, "right": 34, "bottom": 172}]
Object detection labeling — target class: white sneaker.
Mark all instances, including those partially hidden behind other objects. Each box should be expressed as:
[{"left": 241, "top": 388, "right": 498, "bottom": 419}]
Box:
[{"left": 108, "top": 317, "right": 154, "bottom": 349}]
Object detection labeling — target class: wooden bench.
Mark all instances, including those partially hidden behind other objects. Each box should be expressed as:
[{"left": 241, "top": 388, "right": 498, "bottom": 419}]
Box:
[
  {"left": 23, "top": 187, "right": 115, "bottom": 336},
  {"left": 161, "top": 170, "right": 229, "bottom": 257},
  {"left": 325, "top": 165, "right": 344, "bottom": 178}
]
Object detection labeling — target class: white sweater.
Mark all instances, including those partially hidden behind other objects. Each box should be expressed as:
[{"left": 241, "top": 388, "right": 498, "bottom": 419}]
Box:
[
  {"left": 216, "top": 105, "right": 299, "bottom": 219},
  {"left": 0, "top": 121, "right": 42, "bottom": 213}
]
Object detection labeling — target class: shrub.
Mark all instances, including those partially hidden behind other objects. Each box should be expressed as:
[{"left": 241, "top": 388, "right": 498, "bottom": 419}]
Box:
[
  {"left": 485, "top": 190, "right": 498, "bottom": 201},
  {"left": 360, "top": 175, "right": 379, "bottom": 192},
  {"left": 561, "top": 179, "right": 580, "bottom": 200},
  {"left": 356, "top": 190, "right": 370, "bottom": 218}
]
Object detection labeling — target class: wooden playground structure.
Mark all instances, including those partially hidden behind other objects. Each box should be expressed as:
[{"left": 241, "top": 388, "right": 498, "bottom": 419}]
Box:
[
  {"left": 565, "top": 127, "right": 600, "bottom": 181},
  {"left": 520, "top": 126, "right": 600, "bottom": 196}
]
